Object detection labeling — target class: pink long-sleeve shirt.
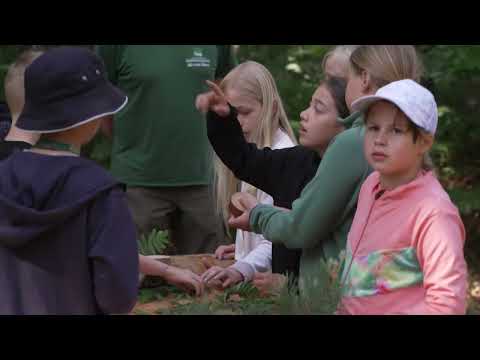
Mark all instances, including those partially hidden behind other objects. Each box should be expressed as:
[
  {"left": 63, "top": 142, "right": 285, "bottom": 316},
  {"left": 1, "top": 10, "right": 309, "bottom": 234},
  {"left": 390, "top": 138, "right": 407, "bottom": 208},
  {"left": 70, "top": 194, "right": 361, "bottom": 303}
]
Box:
[{"left": 339, "top": 171, "right": 467, "bottom": 315}]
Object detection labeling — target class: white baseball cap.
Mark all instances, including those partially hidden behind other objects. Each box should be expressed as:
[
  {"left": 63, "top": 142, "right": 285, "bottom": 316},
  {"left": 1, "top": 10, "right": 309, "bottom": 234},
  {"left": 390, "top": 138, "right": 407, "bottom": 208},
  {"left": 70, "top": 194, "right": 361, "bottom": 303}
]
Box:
[{"left": 351, "top": 79, "right": 438, "bottom": 135}]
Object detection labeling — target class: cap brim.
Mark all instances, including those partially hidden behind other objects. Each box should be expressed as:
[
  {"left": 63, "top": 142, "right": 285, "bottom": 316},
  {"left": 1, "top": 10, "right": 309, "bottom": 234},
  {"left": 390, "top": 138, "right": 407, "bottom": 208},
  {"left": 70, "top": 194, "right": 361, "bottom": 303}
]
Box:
[
  {"left": 17, "top": 81, "right": 128, "bottom": 133},
  {"left": 350, "top": 95, "right": 393, "bottom": 113},
  {"left": 351, "top": 94, "right": 436, "bottom": 134}
]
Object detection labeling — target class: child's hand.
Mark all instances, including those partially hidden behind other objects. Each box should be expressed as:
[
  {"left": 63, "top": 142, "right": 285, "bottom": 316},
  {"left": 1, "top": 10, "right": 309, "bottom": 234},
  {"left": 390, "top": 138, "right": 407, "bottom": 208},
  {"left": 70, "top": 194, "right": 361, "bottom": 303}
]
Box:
[
  {"left": 228, "top": 192, "right": 259, "bottom": 231},
  {"left": 228, "top": 210, "right": 252, "bottom": 232},
  {"left": 202, "top": 266, "right": 244, "bottom": 289},
  {"left": 201, "top": 265, "right": 225, "bottom": 289},
  {"left": 163, "top": 266, "right": 205, "bottom": 297},
  {"left": 195, "top": 80, "right": 230, "bottom": 117},
  {"left": 215, "top": 244, "right": 236, "bottom": 260}
]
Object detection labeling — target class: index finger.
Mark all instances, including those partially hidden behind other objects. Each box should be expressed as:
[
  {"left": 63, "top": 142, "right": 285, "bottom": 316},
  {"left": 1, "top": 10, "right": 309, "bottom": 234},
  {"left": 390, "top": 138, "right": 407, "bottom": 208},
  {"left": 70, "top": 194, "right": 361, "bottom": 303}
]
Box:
[{"left": 206, "top": 80, "right": 226, "bottom": 99}]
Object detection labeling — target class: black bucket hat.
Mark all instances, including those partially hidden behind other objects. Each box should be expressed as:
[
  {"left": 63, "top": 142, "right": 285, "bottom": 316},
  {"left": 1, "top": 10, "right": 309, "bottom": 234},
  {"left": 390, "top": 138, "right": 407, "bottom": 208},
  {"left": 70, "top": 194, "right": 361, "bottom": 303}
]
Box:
[{"left": 16, "top": 46, "right": 128, "bottom": 133}]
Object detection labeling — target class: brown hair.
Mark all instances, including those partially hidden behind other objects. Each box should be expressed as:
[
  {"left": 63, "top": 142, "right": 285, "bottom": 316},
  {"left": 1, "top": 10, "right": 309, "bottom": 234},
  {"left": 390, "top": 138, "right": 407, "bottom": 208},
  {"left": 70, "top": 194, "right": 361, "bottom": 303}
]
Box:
[
  {"left": 407, "top": 120, "right": 436, "bottom": 173},
  {"left": 324, "top": 76, "right": 349, "bottom": 120}
]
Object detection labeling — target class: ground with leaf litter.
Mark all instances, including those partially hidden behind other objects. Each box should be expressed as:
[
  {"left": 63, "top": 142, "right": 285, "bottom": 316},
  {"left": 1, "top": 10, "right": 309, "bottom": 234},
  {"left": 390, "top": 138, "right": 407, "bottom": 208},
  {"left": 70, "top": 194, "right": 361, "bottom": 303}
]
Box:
[{"left": 132, "top": 254, "right": 281, "bottom": 315}]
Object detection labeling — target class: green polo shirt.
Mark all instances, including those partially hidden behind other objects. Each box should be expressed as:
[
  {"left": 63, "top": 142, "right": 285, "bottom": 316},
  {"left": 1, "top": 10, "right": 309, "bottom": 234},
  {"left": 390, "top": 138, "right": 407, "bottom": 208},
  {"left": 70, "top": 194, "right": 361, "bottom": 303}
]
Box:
[{"left": 97, "top": 45, "right": 236, "bottom": 187}]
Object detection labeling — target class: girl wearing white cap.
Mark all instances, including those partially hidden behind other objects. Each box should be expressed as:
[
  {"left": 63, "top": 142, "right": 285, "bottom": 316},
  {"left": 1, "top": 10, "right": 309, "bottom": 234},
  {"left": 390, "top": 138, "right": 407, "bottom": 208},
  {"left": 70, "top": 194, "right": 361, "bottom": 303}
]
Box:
[{"left": 339, "top": 79, "right": 467, "bottom": 315}]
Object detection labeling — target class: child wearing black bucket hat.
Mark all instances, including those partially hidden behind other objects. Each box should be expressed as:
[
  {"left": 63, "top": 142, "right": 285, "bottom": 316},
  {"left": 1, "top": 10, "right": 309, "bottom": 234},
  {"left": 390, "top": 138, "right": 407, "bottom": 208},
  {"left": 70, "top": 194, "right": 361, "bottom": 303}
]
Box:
[
  {"left": 0, "top": 47, "right": 206, "bottom": 313},
  {"left": 0, "top": 47, "right": 139, "bottom": 315}
]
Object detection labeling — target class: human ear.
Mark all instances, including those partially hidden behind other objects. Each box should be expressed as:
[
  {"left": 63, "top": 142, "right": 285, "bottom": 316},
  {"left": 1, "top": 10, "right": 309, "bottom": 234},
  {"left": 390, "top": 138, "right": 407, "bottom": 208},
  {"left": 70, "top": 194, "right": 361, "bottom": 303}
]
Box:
[
  {"left": 418, "top": 133, "right": 434, "bottom": 155},
  {"left": 272, "top": 99, "right": 278, "bottom": 117},
  {"left": 360, "top": 70, "right": 372, "bottom": 93}
]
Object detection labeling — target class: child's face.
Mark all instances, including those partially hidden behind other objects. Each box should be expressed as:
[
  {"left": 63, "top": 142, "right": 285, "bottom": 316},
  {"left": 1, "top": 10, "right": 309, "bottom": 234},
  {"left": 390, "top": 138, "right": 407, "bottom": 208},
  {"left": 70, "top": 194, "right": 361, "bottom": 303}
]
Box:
[
  {"left": 299, "top": 84, "right": 344, "bottom": 154},
  {"left": 225, "top": 87, "right": 262, "bottom": 141},
  {"left": 364, "top": 101, "right": 428, "bottom": 178}
]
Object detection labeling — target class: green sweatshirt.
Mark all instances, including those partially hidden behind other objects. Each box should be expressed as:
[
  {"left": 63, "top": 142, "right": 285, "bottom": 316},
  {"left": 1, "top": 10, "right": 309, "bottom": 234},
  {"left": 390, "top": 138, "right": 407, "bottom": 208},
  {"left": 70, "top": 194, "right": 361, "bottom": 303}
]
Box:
[{"left": 250, "top": 113, "right": 372, "bottom": 285}]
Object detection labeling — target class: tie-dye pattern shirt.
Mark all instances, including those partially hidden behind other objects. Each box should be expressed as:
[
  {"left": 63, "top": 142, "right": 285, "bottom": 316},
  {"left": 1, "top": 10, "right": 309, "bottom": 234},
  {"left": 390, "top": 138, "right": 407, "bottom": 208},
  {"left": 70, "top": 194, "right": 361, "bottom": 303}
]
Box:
[{"left": 340, "top": 171, "right": 467, "bottom": 315}]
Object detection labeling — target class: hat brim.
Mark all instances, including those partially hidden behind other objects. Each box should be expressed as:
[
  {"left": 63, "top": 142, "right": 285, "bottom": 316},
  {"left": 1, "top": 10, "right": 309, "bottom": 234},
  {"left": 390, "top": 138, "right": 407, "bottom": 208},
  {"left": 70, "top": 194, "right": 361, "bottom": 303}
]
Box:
[
  {"left": 350, "top": 95, "right": 395, "bottom": 114},
  {"left": 351, "top": 94, "right": 427, "bottom": 132},
  {"left": 16, "top": 81, "right": 128, "bottom": 133}
]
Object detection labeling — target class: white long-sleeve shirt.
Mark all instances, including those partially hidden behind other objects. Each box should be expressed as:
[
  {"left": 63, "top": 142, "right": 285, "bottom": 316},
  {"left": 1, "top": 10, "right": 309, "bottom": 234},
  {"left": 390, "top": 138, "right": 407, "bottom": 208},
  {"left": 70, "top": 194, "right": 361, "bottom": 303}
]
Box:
[{"left": 231, "top": 129, "right": 295, "bottom": 281}]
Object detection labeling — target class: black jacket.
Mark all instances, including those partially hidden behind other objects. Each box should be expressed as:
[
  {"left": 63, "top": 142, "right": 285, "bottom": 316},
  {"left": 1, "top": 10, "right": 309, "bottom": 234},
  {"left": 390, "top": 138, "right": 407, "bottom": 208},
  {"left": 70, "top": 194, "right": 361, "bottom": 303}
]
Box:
[{"left": 207, "top": 107, "right": 321, "bottom": 278}]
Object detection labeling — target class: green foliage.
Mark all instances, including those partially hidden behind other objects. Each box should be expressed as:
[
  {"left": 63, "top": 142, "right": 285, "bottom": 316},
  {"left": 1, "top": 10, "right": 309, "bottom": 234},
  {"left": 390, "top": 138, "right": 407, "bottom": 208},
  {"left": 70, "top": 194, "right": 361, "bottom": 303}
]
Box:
[
  {"left": 138, "top": 283, "right": 189, "bottom": 304},
  {"left": 162, "top": 291, "right": 276, "bottom": 316},
  {"left": 448, "top": 187, "right": 480, "bottom": 216},
  {"left": 276, "top": 256, "right": 343, "bottom": 315},
  {"left": 138, "top": 229, "right": 170, "bottom": 256},
  {"left": 138, "top": 288, "right": 162, "bottom": 304},
  {"left": 421, "top": 45, "right": 480, "bottom": 178},
  {"left": 163, "top": 300, "right": 215, "bottom": 315}
]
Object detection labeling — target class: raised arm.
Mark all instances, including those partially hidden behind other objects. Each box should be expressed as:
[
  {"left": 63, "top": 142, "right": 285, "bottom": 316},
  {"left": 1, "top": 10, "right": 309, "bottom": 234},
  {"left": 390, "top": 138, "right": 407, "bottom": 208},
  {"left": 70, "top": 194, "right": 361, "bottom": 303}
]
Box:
[
  {"left": 198, "top": 80, "right": 311, "bottom": 198},
  {"left": 207, "top": 108, "right": 307, "bottom": 197}
]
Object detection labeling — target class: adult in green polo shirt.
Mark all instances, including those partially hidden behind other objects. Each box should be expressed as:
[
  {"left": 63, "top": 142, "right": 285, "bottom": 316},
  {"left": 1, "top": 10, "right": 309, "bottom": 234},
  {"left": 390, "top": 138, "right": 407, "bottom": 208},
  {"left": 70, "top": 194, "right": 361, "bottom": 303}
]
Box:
[{"left": 97, "top": 45, "right": 236, "bottom": 254}]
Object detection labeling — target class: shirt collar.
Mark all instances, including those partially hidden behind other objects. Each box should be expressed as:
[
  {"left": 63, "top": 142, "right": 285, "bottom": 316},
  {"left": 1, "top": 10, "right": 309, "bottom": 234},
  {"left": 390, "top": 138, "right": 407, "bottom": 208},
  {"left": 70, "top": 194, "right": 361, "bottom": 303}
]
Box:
[
  {"left": 370, "top": 170, "right": 434, "bottom": 200},
  {"left": 337, "top": 111, "right": 363, "bottom": 128}
]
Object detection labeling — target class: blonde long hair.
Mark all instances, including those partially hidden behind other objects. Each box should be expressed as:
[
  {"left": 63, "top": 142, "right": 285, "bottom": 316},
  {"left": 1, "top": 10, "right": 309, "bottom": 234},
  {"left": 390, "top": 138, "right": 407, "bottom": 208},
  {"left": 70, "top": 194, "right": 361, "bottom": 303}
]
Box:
[{"left": 214, "top": 61, "right": 297, "bottom": 233}]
